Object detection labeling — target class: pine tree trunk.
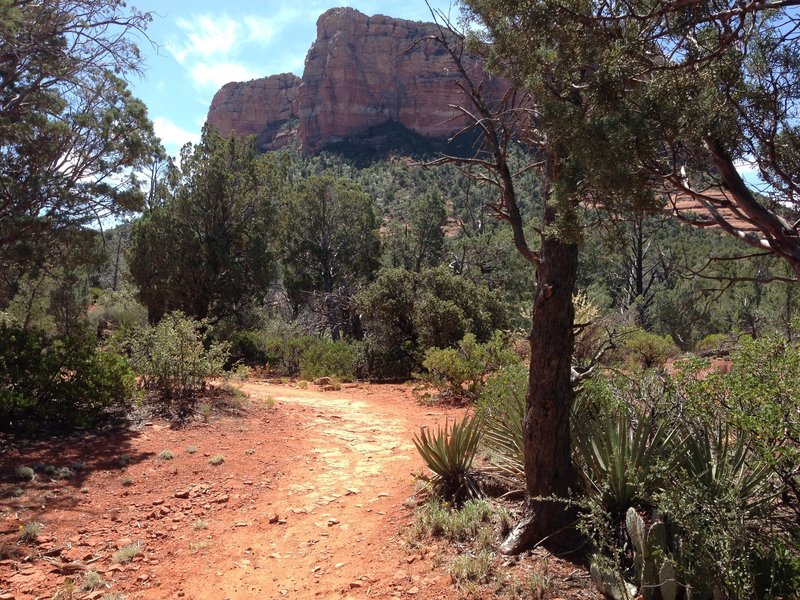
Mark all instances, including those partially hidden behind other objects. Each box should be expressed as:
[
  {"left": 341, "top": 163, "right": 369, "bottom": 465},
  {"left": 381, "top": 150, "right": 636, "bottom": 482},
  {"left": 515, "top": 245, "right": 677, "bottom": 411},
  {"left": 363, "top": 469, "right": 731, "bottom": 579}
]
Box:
[{"left": 501, "top": 229, "right": 579, "bottom": 554}]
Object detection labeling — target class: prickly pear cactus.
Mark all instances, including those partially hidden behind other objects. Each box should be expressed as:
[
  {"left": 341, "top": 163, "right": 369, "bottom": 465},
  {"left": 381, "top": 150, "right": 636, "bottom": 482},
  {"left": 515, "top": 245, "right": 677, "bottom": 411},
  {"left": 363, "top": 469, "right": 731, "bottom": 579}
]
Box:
[{"left": 625, "top": 507, "right": 681, "bottom": 600}]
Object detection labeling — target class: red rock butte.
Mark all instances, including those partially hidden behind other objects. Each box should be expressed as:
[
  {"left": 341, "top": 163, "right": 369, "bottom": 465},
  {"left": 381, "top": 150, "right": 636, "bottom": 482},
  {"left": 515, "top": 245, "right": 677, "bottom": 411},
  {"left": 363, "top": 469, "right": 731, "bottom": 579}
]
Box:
[{"left": 206, "top": 7, "right": 506, "bottom": 155}]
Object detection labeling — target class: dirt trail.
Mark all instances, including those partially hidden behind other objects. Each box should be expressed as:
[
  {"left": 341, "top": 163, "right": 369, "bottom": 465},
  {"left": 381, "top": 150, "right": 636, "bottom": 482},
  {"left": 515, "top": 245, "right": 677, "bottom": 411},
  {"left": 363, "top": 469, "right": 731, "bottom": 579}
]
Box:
[
  {"left": 0, "top": 382, "right": 470, "bottom": 600},
  {"left": 168, "top": 382, "right": 466, "bottom": 600}
]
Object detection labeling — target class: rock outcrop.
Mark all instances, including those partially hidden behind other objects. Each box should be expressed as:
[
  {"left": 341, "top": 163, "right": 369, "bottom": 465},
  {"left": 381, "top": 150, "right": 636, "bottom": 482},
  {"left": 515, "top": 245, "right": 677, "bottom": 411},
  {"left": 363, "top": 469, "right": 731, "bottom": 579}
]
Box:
[
  {"left": 207, "top": 73, "right": 301, "bottom": 151},
  {"left": 206, "top": 8, "right": 505, "bottom": 155}
]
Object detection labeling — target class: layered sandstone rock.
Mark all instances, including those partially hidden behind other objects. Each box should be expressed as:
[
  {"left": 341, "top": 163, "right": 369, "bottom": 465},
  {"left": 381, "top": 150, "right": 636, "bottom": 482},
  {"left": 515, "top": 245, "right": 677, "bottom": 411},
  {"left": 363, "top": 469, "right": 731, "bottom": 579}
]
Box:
[
  {"left": 206, "top": 8, "right": 505, "bottom": 155},
  {"left": 207, "top": 73, "right": 301, "bottom": 151}
]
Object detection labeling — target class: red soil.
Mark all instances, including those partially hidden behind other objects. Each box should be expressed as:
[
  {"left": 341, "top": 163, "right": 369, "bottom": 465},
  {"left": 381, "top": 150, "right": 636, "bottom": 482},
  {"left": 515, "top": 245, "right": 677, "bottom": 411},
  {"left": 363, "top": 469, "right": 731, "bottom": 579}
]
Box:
[{"left": 0, "top": 381, "right": 597, "bottom": 600}]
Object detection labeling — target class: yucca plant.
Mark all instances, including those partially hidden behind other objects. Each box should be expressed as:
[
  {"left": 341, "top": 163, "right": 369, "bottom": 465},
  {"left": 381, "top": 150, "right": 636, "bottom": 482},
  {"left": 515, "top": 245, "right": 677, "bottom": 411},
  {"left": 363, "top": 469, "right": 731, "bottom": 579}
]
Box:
[
  {"left": 413, "top": 415, "right": 483, "bottom": 502},
  {"left": 476, "top": 364, "right": 527, "bottom": 485},
  {"left": 481, "top": 391, "right": 525, "bottom": 485},
  {"left": 573, "top": 404, "right": 678, "bottom": 518},
  {"left": 679, "top": 422, "right": 775, "bottom": 517}
]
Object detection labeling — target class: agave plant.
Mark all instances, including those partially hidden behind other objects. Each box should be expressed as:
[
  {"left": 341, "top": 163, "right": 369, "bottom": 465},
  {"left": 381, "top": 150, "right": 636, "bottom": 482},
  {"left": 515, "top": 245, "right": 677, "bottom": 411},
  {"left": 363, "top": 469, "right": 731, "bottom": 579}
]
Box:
[
  {"left": 572, "top": 404, "right": 678, "bottom": 517},
  {"left": 413, "top": 415, "right": 483, "bottom": 502}
]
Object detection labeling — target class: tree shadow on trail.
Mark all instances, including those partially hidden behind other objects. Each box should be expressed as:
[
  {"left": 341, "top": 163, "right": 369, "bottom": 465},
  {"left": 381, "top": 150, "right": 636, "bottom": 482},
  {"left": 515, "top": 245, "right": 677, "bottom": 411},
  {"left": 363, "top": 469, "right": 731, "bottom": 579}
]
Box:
[{"left": 0, "top": 424, "right": 154, "bottom": 531}]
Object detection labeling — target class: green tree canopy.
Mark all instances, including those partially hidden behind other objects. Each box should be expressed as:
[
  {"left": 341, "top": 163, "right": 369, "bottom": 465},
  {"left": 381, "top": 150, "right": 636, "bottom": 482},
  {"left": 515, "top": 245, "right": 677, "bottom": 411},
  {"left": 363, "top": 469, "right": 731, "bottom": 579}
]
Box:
[
  {"left": 129, "top": 126, "right": 283, "bottom": 323},
  {"left": 0, "top": 0, "right": 161, "bottom": 298},
  {"left": 278, "top": 176, "right": 380, "bottom": 340},
  {"left": 357, "top": 266, "right": 508, "bottom": 378}
]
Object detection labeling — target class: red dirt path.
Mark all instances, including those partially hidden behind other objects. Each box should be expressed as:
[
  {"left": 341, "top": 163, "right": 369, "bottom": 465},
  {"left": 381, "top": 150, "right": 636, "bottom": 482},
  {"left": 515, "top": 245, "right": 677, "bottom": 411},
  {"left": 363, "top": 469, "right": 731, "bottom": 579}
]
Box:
[{"left": 0, "top": 381, "right": 597, "bottom": 599}]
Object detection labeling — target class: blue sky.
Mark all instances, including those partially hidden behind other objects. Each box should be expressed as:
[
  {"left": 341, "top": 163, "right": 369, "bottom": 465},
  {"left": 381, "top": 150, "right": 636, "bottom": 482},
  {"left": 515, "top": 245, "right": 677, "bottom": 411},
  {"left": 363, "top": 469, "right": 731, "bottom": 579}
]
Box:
[{"left": 128, "top": 1, "right": 458, "bottom": 157}]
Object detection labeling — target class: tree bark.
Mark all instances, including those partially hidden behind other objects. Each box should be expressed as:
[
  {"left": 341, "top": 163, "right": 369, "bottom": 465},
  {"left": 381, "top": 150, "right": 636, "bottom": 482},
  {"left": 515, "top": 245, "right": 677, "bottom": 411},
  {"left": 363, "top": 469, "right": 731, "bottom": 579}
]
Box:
[{"left": 501, "top": 221, "right": 579, "bottom": 554}]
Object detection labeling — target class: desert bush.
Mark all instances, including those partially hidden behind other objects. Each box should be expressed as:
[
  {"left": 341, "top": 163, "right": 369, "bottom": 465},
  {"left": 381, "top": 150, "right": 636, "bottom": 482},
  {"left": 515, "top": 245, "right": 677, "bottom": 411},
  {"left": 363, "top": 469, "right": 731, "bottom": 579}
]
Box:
[
  {"left": 0, "top": 325, "right": 135, "bottom": 430},
  {"left": 18, "top": 521, "right": 41, "bottom": 543},
  {"left": 613, "top": 328, "right": 679, "bottom": 370},
  {"left": 113, "top": 543, "right": 141, "bottom": 564},
  {"left": 419, "top": 332, "right": 517, "bottom": 401},
  {"left": 262, "top": 336, "right": 317, "bottom": 376},
  {"left": 579, "top": 354, "right": 800, "bottom": 600},
  {"left": 14, "top": 466, "right": 35, "bottom": 481},
  {"left": 573, "top": 385, "right": 679, "bottom": 519},
  {"left": 410, "top": 497, "right": 508, "bottom": 547},
  {"left": 228, "top": 330, "right": 270, "bottom": 366},
  {"left": 357, "top": 267, "right": 508, "bottom": 379},
  {"left": 80, "top": 570, "right": 107, "bottom": 592},
  {"left": 449, "top": 549, "right": 495, "bottom": 589},
  {"left": 695, "top": 332, "right": 737, "bottom": 356},
  {"left": 87, "top": 287, "right": 148, "bottom": 334},
  {"left": 125, "top": 312, "right": 228, "bottom": 401},
  {"left": 298, "top": 338, "right": 360, "bottom": 381}
]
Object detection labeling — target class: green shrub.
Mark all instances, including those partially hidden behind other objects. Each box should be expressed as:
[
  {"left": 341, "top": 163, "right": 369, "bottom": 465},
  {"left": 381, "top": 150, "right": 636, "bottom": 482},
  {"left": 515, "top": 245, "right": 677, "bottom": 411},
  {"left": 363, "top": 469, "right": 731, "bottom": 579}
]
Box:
[
  {"left": 262, "top": 336, "right": 316, "bottom": 376},
  {"left": 615, "top": 329, "right": 679, "bottom": 370},
  {"left": 228, "top": 330, "right": 270, "bottom": 366},
  {"left": 298, "top": 338, "right": 359, "bottom": 381},
  {"left": 356, "top": 267, "right": 509, "bottom": 379},
  {"left": 125, "top": 312, "right": 228, "bottom": 401},
  {"left": 695, "top": 332, "right": 736, "bottom": 356},
  {"left": 87, "top": 287, "right": 148, "bottom": 333},
  {"left": 580, "top": 353, "right": 800, "bottom": 600},
  {"left": 14, "top": 466, "right": 35, "bottom": 481},
  {"left": 573, "top": 393, "right": 678, "bottom": 519},
  {"left": 419, "top": 332, "right": 517, "bottom": 400},
  {"left": 0, "top": 325, "right": 135, "bottom": 429}
]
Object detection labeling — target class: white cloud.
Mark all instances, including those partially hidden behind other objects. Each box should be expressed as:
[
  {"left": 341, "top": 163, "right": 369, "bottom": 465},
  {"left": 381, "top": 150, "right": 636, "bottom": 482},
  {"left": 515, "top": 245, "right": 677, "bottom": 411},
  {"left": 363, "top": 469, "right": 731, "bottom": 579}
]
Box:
[
  {"left": 167, "top": 15, "right": 240, "bottom": 64},
  {"left": 191, "top": 62, "right": 260, "bottom": 89},
  {"left": 153, "top": 116, "right": 200, "bottom": 150},
  {"left": 243, "top": 16, "right": 277, "bottom": 44},
  {"left": 165, "top": 11, "right": 307, "bottom": 93}
]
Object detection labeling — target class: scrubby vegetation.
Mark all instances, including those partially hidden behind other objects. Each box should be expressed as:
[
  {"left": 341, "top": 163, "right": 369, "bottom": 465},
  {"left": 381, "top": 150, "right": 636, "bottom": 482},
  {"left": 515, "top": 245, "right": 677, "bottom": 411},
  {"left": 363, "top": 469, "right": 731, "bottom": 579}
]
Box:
[{"left": 2, "top": 0, "right": 800, "bottom": 596}]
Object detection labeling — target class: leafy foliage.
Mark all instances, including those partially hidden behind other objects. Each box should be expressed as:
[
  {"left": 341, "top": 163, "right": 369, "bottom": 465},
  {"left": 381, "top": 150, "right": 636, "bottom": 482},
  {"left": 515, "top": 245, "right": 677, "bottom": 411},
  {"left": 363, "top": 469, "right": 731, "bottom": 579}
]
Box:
[
  {"left": 277, "top": 175, "right": 380, "bottom": 340},
  {"left": 0, "top": 0, "right": 160, "bottom": 293},
  {"left": 613, "top": 329, "right": 679, "bottom": 371},
  {"left": 420, "top": 332, "right": 517, "bottom": 401},
  {"left": 298, "top": 338, "right": 360, "bottom": 381},
  {"left": 0, "top": 325, "right": 135, "bottom": 429},
  {"left": 357, "top": 267, "right": 508, "bottom": 379},
  {"left": 577, "top": 347, "right": 800, "bottom": 599},
  {"left": 129, "top": 127, "right": 282, "bottom": 323},
  {"left": 124, "top": 312, "right": 228, "bottom": 403}
]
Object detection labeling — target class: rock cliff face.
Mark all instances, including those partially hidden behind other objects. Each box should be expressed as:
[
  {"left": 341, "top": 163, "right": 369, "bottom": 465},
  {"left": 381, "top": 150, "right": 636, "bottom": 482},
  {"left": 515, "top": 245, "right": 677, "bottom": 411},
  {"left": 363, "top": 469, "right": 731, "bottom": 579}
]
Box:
[
  {"left": 206, "top": 8, "right": 504, "bottom": 155},
  {"left": 207, "top": 73, "right": 301, "bottom": 151}
]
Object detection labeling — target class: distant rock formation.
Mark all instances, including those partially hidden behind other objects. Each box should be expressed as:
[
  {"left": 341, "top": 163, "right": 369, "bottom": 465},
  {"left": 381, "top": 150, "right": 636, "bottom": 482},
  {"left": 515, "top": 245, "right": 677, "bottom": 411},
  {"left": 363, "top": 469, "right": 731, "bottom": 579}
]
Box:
[
  {"left": 207, "top": 73, "right": 301, "bottom": 151},
  {"left": 206, "top": 7, "right": 505, "bottom": 155}
]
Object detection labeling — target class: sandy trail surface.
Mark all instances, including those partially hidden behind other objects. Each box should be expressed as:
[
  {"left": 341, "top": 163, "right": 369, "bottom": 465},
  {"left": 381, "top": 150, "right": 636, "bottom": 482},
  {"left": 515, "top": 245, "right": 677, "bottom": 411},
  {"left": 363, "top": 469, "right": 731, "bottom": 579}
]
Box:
[{"left": 1, "top": 382, "right": 470, "bottom": 599}]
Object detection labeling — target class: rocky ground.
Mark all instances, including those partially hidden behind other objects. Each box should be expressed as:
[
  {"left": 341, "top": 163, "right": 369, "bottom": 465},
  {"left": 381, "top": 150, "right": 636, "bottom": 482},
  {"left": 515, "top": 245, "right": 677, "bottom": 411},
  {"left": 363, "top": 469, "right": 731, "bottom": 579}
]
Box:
[{"left": 0, "top": 381, "right": 598, "bottom": 599}]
